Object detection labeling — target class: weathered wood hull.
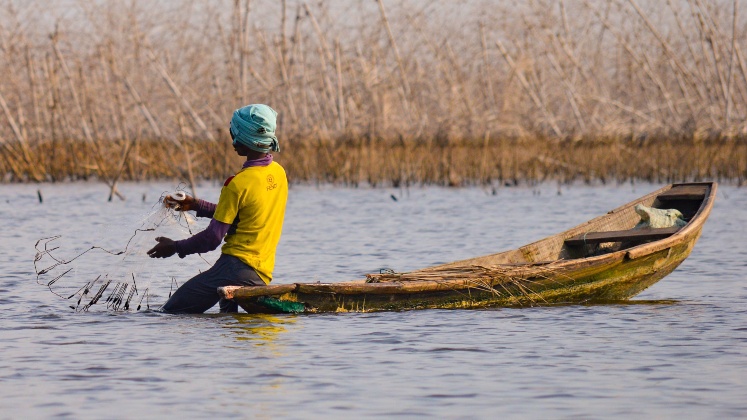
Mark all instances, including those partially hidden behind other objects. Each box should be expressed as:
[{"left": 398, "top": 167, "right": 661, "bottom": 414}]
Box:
[{"left": 220, "top": 183, "right": 716, "bottom": 314}]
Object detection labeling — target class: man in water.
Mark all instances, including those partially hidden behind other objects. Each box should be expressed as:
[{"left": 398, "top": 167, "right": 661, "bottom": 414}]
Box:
[{"left": 147, "top": 104, "right": 288, "bottom": 314}]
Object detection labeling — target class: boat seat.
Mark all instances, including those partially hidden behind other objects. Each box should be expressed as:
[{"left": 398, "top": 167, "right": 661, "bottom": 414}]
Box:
[
  {"left": 653, "top": 185, "right": 708, "bottom": 221},
  {"left": 656, "top": 185, "right": 707, "bottom": 201},
  {"left": 564, "top": 226, "right": 680, "bottom": 247}
]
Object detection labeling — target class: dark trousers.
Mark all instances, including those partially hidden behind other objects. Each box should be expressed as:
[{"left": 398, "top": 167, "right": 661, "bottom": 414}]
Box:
[{"left": 161, "top": 254, "right": 265, "bottom": 314}]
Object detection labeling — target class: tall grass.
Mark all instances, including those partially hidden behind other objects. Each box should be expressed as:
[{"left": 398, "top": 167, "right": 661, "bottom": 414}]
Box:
[
  {"left": 12, "top": 135, "right": 745, "bottom": 186},
  {"left": 0, "top": 0, "right": 745, "bottom": 191}
]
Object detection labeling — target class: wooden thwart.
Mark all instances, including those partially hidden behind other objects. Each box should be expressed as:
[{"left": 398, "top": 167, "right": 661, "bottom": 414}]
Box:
[
  {"left": 656, "top": 185, "right": 708, "bottom": 201},
  {"left": 564, "top": 227, "right": 680, "bottom": 246}
]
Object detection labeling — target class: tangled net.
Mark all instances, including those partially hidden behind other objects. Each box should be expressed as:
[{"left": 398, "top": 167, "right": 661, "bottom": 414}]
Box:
[{"left": 34, "top": 189, "right": 207, "bottom": 312}]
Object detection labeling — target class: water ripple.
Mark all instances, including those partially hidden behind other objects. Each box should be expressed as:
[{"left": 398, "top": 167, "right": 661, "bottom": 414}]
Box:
[{"left": 0, "top": 183, "right": 744, "bottom": 418}]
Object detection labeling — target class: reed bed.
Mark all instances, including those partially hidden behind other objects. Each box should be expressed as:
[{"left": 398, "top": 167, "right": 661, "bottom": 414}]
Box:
[
  {"left": 1, "top": 0, "right": 746, "bottom": 191},
  {"left": 9, "top": 136, "right": 744, "bottom": 187}
]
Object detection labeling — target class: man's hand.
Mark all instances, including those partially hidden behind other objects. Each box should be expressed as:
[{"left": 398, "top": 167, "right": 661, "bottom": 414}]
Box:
[
  {"left": 147, "top": 237, "right": 177, "bottom": 258},
  {"left": 163, "top": 192, "right": 197, "bottom": 211}
]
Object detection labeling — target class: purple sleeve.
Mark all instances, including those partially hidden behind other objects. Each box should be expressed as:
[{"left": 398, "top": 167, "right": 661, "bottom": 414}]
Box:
[
  {"left": 195, "top": 199, "right": 217, "bottom": 218},
  {"left": 174, "top": 218, "right": 231, "bottom": 258}
]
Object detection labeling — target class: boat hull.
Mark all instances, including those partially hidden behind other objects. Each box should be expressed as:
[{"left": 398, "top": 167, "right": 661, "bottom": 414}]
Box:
[
  {"left": 240, "top": 225, "right": 699, "bottom": 313},
  {"left": 221, "top": 183, "right": 715, "bottom": 314}
]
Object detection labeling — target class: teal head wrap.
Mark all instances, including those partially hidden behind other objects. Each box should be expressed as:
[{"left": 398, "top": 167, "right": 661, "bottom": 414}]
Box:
[{"left": 230, "top": 104, "right": 279, "bottom": 153}]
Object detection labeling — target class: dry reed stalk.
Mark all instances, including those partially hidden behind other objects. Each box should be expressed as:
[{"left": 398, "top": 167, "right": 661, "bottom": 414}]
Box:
[
  {"left": 0, "top": 91, "right": 41, "bottom": 181},
  {"left": 334, "top": 39, "right": 345, "bottom": 130},
  {"left": 627, "top": 0, "right": 704, "bottom": 92},
  {"left": 725, "top": 0, "right": 738, "bottom": 126},
  {"left": 239, "top": 0, "right": 252, "bottom": 104},
  {"left": 496, "top": 40, "right": 562, "bottom": 137},
  {"left": 376, "top": 0, "right": 411, "bottom": 114},
  {"left": 147, "top": 49, "right": 216, "bottom": 143}
]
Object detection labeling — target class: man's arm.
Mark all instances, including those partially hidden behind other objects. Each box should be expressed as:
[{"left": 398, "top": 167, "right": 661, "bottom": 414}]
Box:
[
  {"left": 163, "top": 194, "right": 216, "bottom": 218},
  {"left": 147, "top": 219, "right": 230, "bottom": 259},
  {"left": 151, "top": 186, "right": 233, "bottom": 258},
  {"left": 194, "top": 199, "right": 217, "bottom": 218},
  {"left": 173, "top": 218, "right": 231, "bottom": 257}
]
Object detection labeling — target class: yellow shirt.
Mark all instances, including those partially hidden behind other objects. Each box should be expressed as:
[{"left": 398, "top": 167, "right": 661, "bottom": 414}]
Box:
[{"left": 212, "top": 162, "right": 288, "bottom": 284}]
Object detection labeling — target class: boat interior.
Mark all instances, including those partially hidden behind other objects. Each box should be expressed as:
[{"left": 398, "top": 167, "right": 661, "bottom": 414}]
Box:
[{"left": 429, "top": 183, "right": 712, "bottom": 270}]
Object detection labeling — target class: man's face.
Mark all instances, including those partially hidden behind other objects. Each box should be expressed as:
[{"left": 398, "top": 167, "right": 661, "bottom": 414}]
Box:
[
  {"left": 233, "top": 142, "right": 251, "bottom": 156},
  {"left": 230, "top": 129, "right": 250, "bottom": 156}
]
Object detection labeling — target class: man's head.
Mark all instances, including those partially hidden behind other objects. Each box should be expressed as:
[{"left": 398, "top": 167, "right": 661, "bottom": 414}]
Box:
[{"left": 229, "top": 104, "right": 279, "bottom": 154}]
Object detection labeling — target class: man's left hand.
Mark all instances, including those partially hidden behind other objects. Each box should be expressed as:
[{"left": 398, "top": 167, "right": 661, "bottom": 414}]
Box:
[{"left": 147, "top": 237, "right": 177, "bottom": 258}]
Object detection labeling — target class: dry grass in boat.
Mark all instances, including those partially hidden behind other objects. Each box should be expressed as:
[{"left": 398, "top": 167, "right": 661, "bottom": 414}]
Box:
[{"left": 366, "top": 263, "right": 569, "bottom": 305}]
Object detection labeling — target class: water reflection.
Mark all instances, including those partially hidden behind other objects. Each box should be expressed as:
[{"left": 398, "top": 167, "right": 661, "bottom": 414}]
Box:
[
  {"left": 584, "top": 299, "right": 680, "bottom": 306},
  {"left": 224, "top": 314, "right": 297, "bottom": 348}
]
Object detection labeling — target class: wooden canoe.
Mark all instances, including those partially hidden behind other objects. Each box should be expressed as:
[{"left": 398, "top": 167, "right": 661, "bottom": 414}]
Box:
[{"left": 219, "top": 182, "right": 717, "bottom": 314}]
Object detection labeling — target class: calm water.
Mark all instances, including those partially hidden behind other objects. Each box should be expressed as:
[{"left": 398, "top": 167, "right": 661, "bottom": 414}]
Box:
[{"left": 0, "top": 182, "right": 745, "bottom": 418}]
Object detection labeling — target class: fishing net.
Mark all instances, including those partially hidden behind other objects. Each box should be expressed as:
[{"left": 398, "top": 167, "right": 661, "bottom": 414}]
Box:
[{"left": 33, "top": 189, "right": 209, "bottom": 312}]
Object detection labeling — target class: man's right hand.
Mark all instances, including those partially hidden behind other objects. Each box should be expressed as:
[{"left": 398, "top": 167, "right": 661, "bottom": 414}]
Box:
[
  {"left": 147, "top": 237, "right": 177, "bottom": 258},
  {"left": 163, "top": 192, "right": 197, "bottom": 211}
]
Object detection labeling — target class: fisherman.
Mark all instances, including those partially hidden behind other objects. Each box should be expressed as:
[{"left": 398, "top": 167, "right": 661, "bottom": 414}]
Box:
[{"left": 147, "top": 104, "right": 288, "bottom": 314}]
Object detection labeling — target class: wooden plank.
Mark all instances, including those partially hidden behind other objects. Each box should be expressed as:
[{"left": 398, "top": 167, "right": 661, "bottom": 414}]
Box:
[
  {"left": 219, "top": 284, "right": 297, "bottom": 299},
  {"left": 657, "top": 185, "right": 707, "bottom": 201},
  {"left": 564, "top": 227, "right": 680, "bottom": 246},
  {"left": 296, "top": 279, "right": 488, "bottom": 295}
]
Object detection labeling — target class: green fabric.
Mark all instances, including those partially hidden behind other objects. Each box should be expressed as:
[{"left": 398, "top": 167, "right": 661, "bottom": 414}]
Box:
[
  {"left": 256, "top": 296, "right": 305, "bottom": 313},
  {"left": 230, "top": 104, "right": 279, "bottom": 152}
]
